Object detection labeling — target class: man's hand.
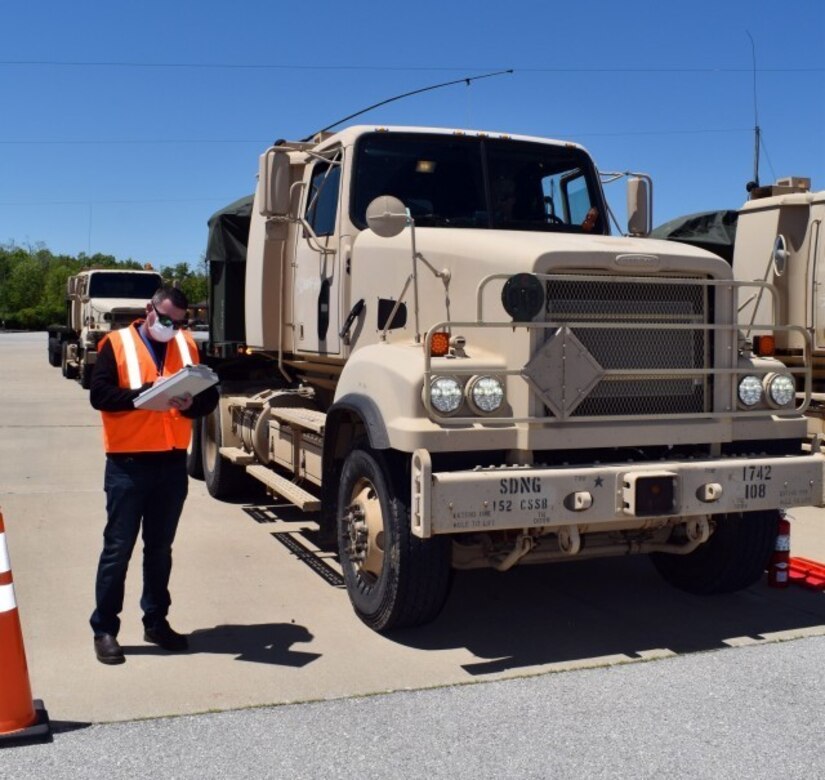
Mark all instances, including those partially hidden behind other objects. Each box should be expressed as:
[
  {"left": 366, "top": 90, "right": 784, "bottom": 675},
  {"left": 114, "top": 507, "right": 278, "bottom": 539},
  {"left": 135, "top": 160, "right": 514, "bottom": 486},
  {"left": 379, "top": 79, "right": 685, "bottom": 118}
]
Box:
[
  {"left": 169, "top": 393, "right": 193, "bottom": 412},
  {"left": 581, "top": 207, "right": 599, "bottom": 233}
]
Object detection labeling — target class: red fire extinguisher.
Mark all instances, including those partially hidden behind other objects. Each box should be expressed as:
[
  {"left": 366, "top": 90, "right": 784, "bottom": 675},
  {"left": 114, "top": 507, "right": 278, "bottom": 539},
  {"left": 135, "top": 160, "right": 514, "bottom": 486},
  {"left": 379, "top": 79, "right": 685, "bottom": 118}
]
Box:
[{"left": 767, "top": 513, "right": 791, "bottom": 588}]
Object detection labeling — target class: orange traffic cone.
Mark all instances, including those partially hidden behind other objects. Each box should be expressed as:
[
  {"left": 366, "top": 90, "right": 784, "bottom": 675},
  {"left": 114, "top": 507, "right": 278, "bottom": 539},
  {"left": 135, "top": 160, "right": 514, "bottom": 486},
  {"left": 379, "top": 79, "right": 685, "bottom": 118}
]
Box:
[
  {"left": 0, "top": 511, "right": 50, "bottom": 746},
  {"left": 767, "top": 512, "right": 791, "bottom": 589}
]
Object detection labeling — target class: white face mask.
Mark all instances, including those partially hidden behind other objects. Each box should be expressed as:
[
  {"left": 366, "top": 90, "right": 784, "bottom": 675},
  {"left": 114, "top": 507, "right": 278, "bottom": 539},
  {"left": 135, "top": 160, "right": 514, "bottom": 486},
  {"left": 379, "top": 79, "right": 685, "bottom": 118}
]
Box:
[{"left": 148, "top": 319, "right": 176, "bottom": 343}]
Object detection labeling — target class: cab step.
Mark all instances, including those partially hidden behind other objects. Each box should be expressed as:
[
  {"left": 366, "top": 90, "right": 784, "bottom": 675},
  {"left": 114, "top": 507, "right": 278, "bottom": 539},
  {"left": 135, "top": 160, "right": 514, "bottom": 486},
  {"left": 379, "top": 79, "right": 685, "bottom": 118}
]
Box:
[
  {"left": 270, "top": 407, "right": 326, "bottom": 435},
  {"left": 245, "top": 465, "right": 321, "bottom": 511},
  {"left": 219, "top": 446, "right": 256, "bottom": 465}
]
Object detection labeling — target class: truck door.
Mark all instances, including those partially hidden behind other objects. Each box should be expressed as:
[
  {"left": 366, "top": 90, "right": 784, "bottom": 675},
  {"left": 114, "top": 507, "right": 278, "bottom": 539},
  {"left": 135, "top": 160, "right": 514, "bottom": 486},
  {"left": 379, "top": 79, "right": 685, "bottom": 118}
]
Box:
[
  {"left": 811, "top": 218, "right": 825, "bottom": 351},
  {"left": 293, "top": 154, "right": 342, "bottom": 355},
  {"left": 74, "top": 274, "right": 89, "bottom": 332}
]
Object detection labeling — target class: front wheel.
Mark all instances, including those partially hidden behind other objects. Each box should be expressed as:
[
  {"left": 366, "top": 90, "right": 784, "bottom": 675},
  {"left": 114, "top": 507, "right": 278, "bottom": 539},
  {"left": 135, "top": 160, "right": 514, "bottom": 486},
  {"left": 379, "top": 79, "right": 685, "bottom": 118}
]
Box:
[
  {"left": 337, "top": 447, "right": 452, "bottom": 632},
  {"left": 61, "top": 342, "right": 78, "bottom": 379},
  {"left": 80, "top": 363, "right": 93, "bottom": 389},
  {"left": 650, "top": 510, "right": 779, "bottom": 595},
  {"left": 202, "top": 406, "right": 247, "bottom": 498},
  {"left": 48, "top": 337, "right": 61, "bottom": 367},
  {"left": 186, "top": 418, "right": 204, "bottom": 479}
]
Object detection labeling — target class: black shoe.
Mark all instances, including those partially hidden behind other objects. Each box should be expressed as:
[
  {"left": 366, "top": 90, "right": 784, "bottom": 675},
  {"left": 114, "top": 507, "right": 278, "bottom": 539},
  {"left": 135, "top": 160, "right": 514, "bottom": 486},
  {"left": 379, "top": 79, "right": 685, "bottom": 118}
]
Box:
[
  {"left": 94, "top": 634, "right": 125, "bottom": 665},
  {"left": 144, "top": 623, "right": 189, "bottom": 651}
]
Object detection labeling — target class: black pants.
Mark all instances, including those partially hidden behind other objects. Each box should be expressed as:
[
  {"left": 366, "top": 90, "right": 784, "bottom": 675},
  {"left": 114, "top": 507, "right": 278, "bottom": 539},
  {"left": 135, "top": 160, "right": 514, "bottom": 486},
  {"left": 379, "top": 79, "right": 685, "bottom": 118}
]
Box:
[{"left": 90, "top": 451, "right": 188, "bottom": 637}]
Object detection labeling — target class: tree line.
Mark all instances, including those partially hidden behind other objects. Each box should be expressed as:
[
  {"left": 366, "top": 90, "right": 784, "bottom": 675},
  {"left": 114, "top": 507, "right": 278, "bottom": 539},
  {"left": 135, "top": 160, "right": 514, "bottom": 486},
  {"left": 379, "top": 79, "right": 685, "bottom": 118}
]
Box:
[{"left": 0, "top": 242, "right": 208, "bottom": 330}]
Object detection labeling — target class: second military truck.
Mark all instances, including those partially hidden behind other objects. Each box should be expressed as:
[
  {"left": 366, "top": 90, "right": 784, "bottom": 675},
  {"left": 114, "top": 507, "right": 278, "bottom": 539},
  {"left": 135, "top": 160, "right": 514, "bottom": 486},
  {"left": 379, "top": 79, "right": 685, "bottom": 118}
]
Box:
[
  {"left": 197, "top": 125, "right": 825, "bottom": 632},
  {"left": 653, "top": 176, "right": 825, "bottom": 433},
  {"left": 47, "top": 268, "right": 163, "bottom": 388}
]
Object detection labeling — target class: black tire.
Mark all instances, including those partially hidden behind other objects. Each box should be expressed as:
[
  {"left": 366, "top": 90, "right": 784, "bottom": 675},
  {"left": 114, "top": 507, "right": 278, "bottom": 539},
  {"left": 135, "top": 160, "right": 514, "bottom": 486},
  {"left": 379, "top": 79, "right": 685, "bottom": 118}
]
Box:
[
  {"left": 187, "top": 418, "right": 204, "bottom": 480},
  {"left": 650, "top": 510, "right": 779, "bottom": 595},
  {"left": 61, "top": 342, "right": 78, "bottom": 379},
  {"left": 80, "top": 363, "right": 93, "bottom": 390},
  {"left": 202, "top": 406, "right": 247, "bottom": 498},
  {"left": 337, "top": 447, "right": 452, "bottom": 632},
  {"left": 48, "top": 338, "right": 61, "bottom": 367}
]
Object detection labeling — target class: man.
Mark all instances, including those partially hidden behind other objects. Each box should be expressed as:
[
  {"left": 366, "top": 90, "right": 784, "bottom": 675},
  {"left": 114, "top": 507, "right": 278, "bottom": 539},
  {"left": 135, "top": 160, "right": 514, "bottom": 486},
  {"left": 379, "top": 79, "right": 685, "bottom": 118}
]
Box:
[
  {"left": 89, "top": 286, "right": 218, "bottom": 665},
  {"left": 492, "top": 177, "right": 517, "bottom": 223}
]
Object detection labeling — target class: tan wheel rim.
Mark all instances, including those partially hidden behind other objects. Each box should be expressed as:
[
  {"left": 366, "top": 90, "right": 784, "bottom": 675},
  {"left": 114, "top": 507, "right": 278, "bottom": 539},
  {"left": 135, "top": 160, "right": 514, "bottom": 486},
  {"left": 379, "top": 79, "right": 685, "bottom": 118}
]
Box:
[{"left": 347, "top": 476, "right": 385, "bottom": 579}]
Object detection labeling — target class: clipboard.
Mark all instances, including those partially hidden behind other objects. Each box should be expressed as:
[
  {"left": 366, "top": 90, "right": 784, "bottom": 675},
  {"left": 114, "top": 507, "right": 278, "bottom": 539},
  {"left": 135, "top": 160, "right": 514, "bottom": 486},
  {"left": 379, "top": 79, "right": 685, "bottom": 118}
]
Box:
[{"left": 133, "top": 364, "right": 219, "bottom": 411}]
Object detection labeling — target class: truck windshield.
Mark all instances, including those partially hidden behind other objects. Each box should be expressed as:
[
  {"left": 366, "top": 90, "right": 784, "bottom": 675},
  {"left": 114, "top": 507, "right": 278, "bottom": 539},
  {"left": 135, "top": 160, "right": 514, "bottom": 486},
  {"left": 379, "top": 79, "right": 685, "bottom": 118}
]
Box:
[
  {"left": 87, "top": 273, "right": 163, "bottom": 299},
  {"left": 351, "top": 132, "right": 606, "bottom": 234}
]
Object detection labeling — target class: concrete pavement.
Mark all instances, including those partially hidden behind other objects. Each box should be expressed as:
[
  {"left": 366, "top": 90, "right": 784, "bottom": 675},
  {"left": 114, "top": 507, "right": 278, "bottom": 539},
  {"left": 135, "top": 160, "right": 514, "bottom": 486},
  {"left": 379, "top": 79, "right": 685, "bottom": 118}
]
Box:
[{"left": 0, "top": 331, "right": 823, "bottom": 727}]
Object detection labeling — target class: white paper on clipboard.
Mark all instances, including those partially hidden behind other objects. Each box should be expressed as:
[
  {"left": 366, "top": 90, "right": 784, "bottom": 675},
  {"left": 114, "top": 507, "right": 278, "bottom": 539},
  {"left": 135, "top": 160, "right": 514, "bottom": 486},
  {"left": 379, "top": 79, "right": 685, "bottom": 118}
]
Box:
[{"left": 133, "top": 364, "right": 219, "bottom": 411}]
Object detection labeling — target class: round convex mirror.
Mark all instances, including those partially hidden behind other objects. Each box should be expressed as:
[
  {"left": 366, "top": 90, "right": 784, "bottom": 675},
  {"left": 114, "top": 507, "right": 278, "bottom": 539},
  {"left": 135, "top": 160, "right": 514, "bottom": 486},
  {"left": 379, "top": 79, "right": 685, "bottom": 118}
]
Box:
[
  {"left": 366, "top": 196, "right": 409, "bottom": 238},
  {"left": 772, "top": 234, "right": 788, "bottom": 277}
]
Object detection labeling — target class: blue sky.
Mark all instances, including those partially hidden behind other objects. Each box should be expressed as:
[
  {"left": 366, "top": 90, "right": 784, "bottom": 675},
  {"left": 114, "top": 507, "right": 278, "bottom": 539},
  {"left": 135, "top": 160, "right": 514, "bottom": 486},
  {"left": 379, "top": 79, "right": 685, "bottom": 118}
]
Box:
[{"left": 1, "top": 0, "right": 822, "bottom": 268}]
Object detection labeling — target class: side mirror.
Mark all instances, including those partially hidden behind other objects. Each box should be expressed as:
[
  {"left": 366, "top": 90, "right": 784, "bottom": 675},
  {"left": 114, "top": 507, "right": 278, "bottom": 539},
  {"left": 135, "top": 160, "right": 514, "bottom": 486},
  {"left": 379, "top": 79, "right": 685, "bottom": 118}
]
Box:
[
  {"left": 627, "top": 176, "right": 652, "bottom": 236},
  {"left": 772, "top": 234, "right": 788, "bottom": 276},
  {"left": 258, "top": 148, "right": 291, "bottom": 217},
  {"left": 366, "top": 196, "right": 409, "bottom": 238}
]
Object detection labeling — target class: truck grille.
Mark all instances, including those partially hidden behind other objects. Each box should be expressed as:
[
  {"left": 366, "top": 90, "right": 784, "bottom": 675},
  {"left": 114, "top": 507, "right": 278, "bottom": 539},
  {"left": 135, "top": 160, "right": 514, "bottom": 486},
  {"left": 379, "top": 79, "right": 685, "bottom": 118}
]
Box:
[
  {"left": 545, "top": 278, "right": 709, "bottom": 417},
  {"left": 110, "top": 310, "right": 143, "bottom": 329}
]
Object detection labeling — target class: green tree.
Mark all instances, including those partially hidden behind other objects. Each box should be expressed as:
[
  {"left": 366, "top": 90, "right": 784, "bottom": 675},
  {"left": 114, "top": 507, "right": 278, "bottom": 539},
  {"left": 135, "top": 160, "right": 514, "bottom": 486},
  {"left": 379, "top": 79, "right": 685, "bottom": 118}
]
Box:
[
  {"left": 165, "top": 261, "right": 208, "bottom": 305},
  {"left": 6, "top": 257, "right": 42, "bottom": 311},
  {"left": 0, "top": 243, "right": 209, "bottom": 330},
  {"left": 42, "top": 261, "right": 79, "bottom": 323}
]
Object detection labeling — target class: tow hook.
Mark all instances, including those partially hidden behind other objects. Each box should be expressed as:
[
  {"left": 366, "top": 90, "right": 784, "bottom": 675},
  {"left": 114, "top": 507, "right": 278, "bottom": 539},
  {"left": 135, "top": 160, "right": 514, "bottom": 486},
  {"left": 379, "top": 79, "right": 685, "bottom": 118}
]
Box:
[
  {"left": 685, "top": 516, "right": 710, "bottom": 544},
  {"left": 494, "top": 533, "right": 536, "bottom": 572}
]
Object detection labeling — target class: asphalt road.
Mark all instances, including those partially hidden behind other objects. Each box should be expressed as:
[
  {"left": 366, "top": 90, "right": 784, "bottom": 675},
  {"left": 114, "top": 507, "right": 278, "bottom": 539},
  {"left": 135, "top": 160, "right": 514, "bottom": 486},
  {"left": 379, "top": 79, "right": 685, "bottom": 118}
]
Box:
[
  {"left": 1, "top": 331, "right": 824, "bottom": 775},
  {"left": 4, "top": 637, "right": 825, "bottom": 778}
]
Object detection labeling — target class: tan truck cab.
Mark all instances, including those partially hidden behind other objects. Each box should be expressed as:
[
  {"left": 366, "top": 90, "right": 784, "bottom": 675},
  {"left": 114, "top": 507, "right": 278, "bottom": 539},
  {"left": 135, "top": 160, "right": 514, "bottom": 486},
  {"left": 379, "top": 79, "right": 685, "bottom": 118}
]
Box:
[
  {"left": 47, "top": 268, "right": 163, "bottom": 387},
  {"left": 730, "top": 178, "right": 825, "bottom": 429},
  {"left": 199, "top": 126, "right": 825, "bottom": 632}
]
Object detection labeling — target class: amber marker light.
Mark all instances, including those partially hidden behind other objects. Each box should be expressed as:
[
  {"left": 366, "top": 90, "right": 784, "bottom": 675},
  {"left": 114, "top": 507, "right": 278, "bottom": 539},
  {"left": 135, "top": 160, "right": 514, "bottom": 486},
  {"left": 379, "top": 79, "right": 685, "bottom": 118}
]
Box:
[
  {"left": 429, "top": 332, "right": 450, "bottom": 357},
  {"left": 753, "top": 335, "right": 776, "bottom": 356}
]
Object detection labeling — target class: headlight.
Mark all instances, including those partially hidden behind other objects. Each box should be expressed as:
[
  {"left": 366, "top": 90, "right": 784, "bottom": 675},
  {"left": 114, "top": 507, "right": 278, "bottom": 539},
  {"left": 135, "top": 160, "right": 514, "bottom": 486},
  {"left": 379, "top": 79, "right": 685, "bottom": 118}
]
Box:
[
  {"left": 765, "top": 373, "right": 795, "bottom": 407},
  {"left": 738, "top": 375, "right": 763, "bottom": 407},
  {"left": 467, "top": 376, "right": 505, "bottom": 414},
  {"left": 430, "top": 377, "right": 463, "bottom": 414}
]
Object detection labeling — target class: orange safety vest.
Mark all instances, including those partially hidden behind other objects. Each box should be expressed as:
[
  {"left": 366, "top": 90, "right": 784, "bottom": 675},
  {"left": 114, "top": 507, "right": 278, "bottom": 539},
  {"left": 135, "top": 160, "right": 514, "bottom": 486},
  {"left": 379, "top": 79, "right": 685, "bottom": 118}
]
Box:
[{"left": 100, "top": 322, "right": 200, "bottom": 453}]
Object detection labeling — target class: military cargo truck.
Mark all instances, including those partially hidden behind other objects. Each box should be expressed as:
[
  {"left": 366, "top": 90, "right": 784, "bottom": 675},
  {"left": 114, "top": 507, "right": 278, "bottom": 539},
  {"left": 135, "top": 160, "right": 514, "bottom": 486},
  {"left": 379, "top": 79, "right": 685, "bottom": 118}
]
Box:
[
  {"left": 47, "top": 268, "right": 163, "bottom": 388},
  {"left": 198, "top": 126, "right": 825, "bottom": 632},
  {"left": 729, "top": 178, "right": 825, "bottom": 431},
  {"left": 654, "top": 177, "right": 825, "bottom": 434}
]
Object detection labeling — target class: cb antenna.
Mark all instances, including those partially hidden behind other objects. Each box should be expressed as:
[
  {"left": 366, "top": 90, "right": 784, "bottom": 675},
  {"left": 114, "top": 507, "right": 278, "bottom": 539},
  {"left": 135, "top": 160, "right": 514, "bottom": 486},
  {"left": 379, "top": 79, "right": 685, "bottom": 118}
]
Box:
[
  {"left": 301, "top": 69, "right": 514, "bottom": 142},
  {"left": 745, "top": 31, "right": 761, "bottom": 193}
]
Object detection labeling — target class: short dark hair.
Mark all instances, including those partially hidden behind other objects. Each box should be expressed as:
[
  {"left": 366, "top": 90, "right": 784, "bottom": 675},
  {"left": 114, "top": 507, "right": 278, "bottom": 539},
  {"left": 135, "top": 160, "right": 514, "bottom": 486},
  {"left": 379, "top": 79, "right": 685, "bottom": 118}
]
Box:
[{"left": 152, "top": 286, "right": 188, "bottom": 311}]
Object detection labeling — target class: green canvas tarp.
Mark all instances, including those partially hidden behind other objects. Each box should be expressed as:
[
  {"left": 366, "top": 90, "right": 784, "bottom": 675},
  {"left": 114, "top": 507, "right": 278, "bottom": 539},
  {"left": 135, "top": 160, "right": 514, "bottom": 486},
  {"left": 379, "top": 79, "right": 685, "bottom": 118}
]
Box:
[
  {"left": 651, "top": 209, "right": 739, "bottom": 263},
  {"left": 207, "top": 194, "right": 254, "bottom": 265},
  {"left": 207, "top": 195, "right": 253, "bottom": 348}
]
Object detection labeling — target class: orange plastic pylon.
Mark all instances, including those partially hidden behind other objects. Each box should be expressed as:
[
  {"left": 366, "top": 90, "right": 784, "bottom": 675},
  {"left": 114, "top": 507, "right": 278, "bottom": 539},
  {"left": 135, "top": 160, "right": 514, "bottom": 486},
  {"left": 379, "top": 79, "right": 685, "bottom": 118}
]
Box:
[
  {"left": 789, "top": 557, "right": 825, "bottom": 590},
  {"left": 0, "top": 511, "right": 50, "bottom": 746}
]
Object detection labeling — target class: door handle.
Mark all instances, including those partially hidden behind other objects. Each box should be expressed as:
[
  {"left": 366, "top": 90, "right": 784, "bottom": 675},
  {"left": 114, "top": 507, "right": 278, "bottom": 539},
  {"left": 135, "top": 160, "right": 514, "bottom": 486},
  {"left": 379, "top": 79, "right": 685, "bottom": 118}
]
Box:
[{"left": 339, "top": 299, "right": 365, "bottom": 343}]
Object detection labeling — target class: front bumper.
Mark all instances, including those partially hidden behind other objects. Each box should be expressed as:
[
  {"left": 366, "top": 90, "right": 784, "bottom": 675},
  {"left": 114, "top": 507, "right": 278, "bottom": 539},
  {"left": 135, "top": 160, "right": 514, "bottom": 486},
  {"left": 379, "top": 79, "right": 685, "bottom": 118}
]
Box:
[{"left": 411, "top": 449, "right": 825, "bottom": 538}]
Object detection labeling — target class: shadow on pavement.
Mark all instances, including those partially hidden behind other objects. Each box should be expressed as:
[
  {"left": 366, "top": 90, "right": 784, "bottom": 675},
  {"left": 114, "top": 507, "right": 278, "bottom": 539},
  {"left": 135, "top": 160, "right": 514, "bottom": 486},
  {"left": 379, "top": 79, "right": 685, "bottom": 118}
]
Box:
[
  {"left": 243, "top": 502, "right": 344, "bottom": 588},
  {"left": 49, "top": 720, "right": 93, "bottom": 735},
  {"left": 199, "top": 481, "right": 269, "bottom": 505},
  {"left": 121, "top": 622, "right": 321, "bottom": 666},
  {"left": 387, "top": 556, "right": 825, "bottom": 674},
  {"left": 238, "top": 499, "right": 825, "bottom": 676}
]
